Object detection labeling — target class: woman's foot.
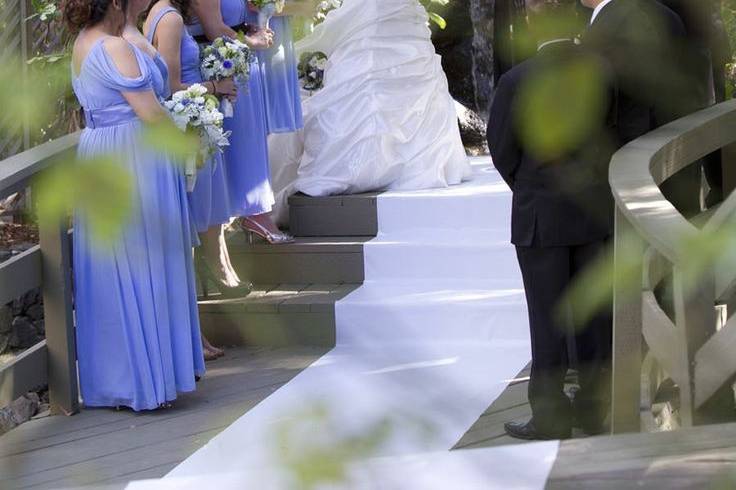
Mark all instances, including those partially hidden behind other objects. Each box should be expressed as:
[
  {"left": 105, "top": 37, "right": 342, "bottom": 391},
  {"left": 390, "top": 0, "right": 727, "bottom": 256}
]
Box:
[
  {"left": 196, "top": 226, "right": 253, "bottom": 298},
  {"left": 204, "top": 348, "right": 220, "bottom": 362},
  {"left": 240, "top": 213, "right": 295, "bottom": 245},
  {"left": 202, "top": 334, "right": 225, "bottom": 360}
]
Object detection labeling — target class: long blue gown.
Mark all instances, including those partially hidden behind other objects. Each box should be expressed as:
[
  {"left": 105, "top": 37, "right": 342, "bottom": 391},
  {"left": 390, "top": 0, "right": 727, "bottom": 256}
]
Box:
[
  {"left": 189, "top": 0, "right": 275, "bottom": 217},
  {"left": 148, "top": 7, "right": 232, "bottom": 233},
  {"left": 251, "top": 14, "right": 303, "bottom": 134},
  {"left": 72, "top": 38, "right": 205, "bottom": 411}
]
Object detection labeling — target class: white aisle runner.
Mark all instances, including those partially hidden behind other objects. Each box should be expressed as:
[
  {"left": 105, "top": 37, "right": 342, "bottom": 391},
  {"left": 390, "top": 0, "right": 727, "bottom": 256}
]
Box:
[{"left": 129, "top": 159, "right": 560, "bottom": 489}]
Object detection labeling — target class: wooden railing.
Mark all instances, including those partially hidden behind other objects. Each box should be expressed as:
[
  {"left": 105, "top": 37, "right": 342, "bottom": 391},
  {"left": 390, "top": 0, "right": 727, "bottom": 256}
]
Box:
[
  {"left": 610, "top": 99, "right": 736, "bottom": 433},
  {"left": 0, "top": 132, "right": 80, "bottom": 415}
]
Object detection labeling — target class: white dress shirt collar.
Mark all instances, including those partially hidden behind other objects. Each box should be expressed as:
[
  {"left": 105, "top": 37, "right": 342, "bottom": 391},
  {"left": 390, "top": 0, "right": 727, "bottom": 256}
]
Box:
[{"left": 590, "top": 0, "right": 615, "bottom": 24}]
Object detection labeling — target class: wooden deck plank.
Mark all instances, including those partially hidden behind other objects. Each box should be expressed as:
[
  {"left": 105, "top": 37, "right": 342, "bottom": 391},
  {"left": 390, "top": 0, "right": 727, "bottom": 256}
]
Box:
[
  {"left": 0, "top": 348, "right": 292, "bottom": 452},
  {"left": 453, "top": 364, "right": 533, "bottom": 450},
  {"left": 0, "top": 348, "right": 310, "bottom": 457},
  {"left": 0, "top": 347, "right": 325, "bottom": 489},
  {"left": 548, "top": 422, "right": 736, "bottom": 489}
]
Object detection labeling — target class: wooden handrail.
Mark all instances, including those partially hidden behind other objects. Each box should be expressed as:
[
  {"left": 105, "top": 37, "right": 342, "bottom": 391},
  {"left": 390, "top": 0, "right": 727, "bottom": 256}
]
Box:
[
  {"left": 0, "top": 131, "right": 79, "bottom": 201},
  {"left": 0, "top": 134, "right": 80, "bottom": 414},
  {"left": 609, "top": 99, "right": 736, "bottom": 433},
  {"left": 610, "top": 100, "right": 736, "bottom": 263}
]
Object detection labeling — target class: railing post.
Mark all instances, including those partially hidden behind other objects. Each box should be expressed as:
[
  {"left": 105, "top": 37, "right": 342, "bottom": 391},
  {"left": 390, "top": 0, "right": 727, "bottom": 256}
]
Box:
[
  {"left": 38, "top": 213, "right": 79, "bottom": 415},
  {"left": 611, "top": 206, "right": 645, "bottom": 434}
]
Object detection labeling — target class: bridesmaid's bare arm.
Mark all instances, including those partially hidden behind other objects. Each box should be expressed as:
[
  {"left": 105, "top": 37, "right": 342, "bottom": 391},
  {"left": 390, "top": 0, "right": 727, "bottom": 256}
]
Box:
[
  {"left": 103, "top": 38, "right": 168, "bottom": 124},
  {"left": 193, "top": 0, "right": 274, "bottom": 49},
  {"left": 151, "top": 12, "right": 186, "bottom": 94}
]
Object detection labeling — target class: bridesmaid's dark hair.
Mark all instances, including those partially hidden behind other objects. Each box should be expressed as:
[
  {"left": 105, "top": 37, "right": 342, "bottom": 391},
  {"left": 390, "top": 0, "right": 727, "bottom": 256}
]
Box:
[
  {"left": 144, "top": 0, "right": 193, "bottom": 25},
  {"left": 170, "top": 0, "right": 193, "bottom": 24},
  {"left": 62, "top": 0, "right": 129, "bottom": 32}
]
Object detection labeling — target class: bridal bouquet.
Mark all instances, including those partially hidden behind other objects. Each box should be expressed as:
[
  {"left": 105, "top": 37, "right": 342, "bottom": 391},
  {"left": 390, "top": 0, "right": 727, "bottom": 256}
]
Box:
[
  {"left": 200, "top": 36, "right": 253, "bottom": 117},
  {"left": 249, "top": 0, "right": 285, "bottom": 28},
  {"left": 315, "top": 0, "right": 342, "bottom": 23},
  {"left": 298, "top": 52, "right": 328, "bottom": 93},
  {"left": 164, "top": 84, "right": 231, "bottom": 191}
]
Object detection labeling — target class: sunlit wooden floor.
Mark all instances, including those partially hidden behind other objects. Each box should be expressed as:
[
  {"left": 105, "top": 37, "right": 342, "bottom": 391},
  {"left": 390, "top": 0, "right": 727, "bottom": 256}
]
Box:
[{"left": 0, "top": 347, "right": 326, "bottom": 490}]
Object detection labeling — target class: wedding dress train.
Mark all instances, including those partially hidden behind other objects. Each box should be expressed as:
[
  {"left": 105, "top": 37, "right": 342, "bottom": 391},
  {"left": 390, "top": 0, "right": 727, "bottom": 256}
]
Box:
[{"left": 290, "top": 0, "right": 471, "bottom": 197}]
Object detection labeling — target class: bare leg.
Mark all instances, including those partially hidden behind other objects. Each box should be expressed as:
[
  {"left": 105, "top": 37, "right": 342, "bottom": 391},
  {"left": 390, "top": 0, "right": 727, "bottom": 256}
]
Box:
[{"left": 200, "top": 225, "right": 241, "bottom": 287}]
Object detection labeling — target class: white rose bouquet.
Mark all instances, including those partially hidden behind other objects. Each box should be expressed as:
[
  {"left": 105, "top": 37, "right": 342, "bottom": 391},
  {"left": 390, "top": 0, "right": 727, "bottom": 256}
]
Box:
[
  {"left": 249, "top": 0, "right": 285, "bottom": 29},
  {"left": 200, "top": 36, "right": 253, "bottom": 117},
  {"left": 164, "top": 84, "right": 231, "bottom": 191},
  {"left": 298, "top": 51, "right": 328, "bottom": 92}
]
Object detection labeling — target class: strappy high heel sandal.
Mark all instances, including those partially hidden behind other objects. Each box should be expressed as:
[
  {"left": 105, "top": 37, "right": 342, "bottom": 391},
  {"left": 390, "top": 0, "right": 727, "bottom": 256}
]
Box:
[
  {"left": 239, "top": 216, "right": 296, "bottom": 245},
  {"left": 195, "top": 252, "right": 252, "bottom": 299}
]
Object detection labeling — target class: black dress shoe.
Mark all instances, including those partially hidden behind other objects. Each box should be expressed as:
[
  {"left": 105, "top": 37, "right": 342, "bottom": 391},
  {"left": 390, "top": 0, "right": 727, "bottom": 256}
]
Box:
[{"left": 504, "top": 419, "right": 571, "bottom": 441}]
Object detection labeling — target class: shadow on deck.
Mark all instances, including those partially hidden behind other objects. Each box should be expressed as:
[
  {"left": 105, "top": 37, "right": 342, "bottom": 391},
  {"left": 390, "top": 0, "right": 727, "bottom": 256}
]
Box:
[{"left": 0, "top": 347, "right": 326, "bottom": 489}]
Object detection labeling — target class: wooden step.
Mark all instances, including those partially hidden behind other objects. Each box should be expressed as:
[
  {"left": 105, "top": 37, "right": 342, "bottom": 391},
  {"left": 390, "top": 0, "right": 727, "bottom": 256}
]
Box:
[
  {"left": 227, "top": 234, "right": 369, "bottom": 284},
  {"left": 199, "top": 283, "right": 358, "bottom": 349},
  {"left": 288, "top": 193, "right": 379, "bottom": 237}
]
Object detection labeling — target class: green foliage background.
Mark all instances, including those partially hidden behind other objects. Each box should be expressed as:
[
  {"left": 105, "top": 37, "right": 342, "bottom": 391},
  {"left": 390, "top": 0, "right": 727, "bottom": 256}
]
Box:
[{"left": 723, "top": 0, "right": 736, "bottom": 96}]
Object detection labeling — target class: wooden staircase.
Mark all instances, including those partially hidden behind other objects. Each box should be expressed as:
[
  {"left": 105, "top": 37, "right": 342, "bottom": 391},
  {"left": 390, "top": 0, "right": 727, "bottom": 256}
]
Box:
[{"left": 198, "top": 193, "right": 379, "bottom": 349}]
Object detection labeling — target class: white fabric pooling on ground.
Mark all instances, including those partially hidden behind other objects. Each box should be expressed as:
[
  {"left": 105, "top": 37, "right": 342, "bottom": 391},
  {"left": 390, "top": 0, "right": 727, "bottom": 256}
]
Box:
[{"left": 129, "top": 158, "right": 559, "bottom": 488}]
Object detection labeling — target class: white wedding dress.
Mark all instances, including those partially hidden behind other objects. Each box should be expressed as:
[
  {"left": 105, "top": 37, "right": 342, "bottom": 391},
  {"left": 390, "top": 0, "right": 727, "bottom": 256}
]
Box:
[{"left": 284, "top": 0, "right": 470, "bottom": 198}]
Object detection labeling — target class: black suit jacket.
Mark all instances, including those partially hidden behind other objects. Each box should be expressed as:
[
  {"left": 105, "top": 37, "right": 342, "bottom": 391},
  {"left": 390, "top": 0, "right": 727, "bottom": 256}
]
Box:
[
  {"left": 487, "top": 41, "right": 614, "bottom": 247},
  {"left": 583, "top": 0, "right": 690, "bottom": 146},
  {"left": 658, "top": 0, "right": 732, "bottom": 104}
]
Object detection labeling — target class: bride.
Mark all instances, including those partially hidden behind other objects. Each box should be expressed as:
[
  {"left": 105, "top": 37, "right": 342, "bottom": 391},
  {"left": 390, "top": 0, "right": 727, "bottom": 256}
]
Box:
[{"left": 271, "top": 0, "right": 470, "bottom": 210}]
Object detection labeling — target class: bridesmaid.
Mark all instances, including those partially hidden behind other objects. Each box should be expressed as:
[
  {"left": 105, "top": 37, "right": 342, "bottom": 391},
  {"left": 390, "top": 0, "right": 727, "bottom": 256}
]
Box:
[
  {"left": 63, "top": 0, "right": 204, "bottom": 410},
  {"left": 246, "top": 3, "right": 305, "bottom": 134},
  {"left": 190, "top": 0, "right": 294, "bottom": 244},
  {"left": 144, "top": 0, "right": 244, "bottom": 360}
]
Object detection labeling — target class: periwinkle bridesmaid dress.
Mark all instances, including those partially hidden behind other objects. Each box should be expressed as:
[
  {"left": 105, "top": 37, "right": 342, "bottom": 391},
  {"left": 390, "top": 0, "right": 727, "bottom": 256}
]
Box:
[
  {"left": 251, "top": 13, "right": 304, "bottom": 133},
  {"left": 72, "top": 38, "right": 205, "bottom": 411},
  {"left": 147, "top": 7, "right": 232, "bottom": 232},
  {"left": 189, "top": 0, "right": 275, "bottom": 217}
]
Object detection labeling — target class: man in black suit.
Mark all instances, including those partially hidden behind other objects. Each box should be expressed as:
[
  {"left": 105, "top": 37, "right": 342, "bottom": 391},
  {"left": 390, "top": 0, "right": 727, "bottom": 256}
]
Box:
[
  {"left": 583, "top": 0, "right": 708, "bottom": 216},
  {"left": 658, "top": 0, "right": 732, "bottom": 207},
  {"left": 488, "top": 0, "right": 614, "bottom": 440}
]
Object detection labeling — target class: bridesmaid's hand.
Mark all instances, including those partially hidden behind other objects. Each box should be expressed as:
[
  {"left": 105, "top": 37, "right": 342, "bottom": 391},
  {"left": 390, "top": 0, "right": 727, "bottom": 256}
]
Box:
[
  {"left": 244, "top": 27, "right": 274, "bottom": 50},
  {"left": 214, "top": 78, "right": 238, "bottom": 101}
]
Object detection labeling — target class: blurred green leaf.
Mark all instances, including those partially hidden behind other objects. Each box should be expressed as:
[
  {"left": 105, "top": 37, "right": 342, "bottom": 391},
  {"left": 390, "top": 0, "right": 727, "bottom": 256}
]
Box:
[
  {"left": 559, "top": 232, "right": 640, "bottom": 331},
  {"left": 0, "top": 55, "right": 72, "bottom": 138},
  {"left": 142, "top": 119, "right": 201, "bottom": 163},
  {"left": 273, "top": 403, "right": 395, "bottom": 490},
  {"left": 516, "top": 57, "right": 607, "bottom": 162},
  {"left": 35, "top": 155, "right": 134, "bottom": 244}
]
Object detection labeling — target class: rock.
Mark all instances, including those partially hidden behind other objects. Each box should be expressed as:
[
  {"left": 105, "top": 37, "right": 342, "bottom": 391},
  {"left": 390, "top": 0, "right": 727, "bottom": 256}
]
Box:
[
  {"left": 432, "top": 0, "right": 495, "bottom": 119},
  {"left": 12, "top": 289, "right": 40, "bottom": 316},
  {"left": 0, "top": 407, "right": 16, "bottom": 434},
  {"left": 26, "top": 303, "right": 44, "bottom": 322},
  {"left": 0, "top": 334, "right": 9, "bottom": 355},
  {"left": 455, "top": 101, "right": 490, "bottom": 156},
  {"left": 33, "top": 319, "right": 45, "bottom": 336},
  {"left": 10, "top": 242, "right": 34, "bottom": 254},
  {"left": 0, "top": 393, "right": 40, "bottom": 434},
  {"left": 11, "top": 298, "right": 23, "bottom": 316},
  {"left": 0, "top": 305, "right": 12, "bottom": 334},
  {"left": 9, "top": 316, "right": 41, "bottom": 349},
  {"left": 11, "top": 394, "right": 38, "bottom": 422}
]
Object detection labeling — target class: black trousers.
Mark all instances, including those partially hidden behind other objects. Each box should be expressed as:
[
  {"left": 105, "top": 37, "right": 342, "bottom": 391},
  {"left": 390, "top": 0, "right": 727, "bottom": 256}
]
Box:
[{"left": 516, "top": 240, "right": 612, "bottom": 433}]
